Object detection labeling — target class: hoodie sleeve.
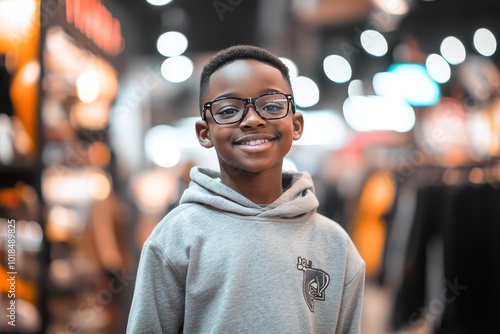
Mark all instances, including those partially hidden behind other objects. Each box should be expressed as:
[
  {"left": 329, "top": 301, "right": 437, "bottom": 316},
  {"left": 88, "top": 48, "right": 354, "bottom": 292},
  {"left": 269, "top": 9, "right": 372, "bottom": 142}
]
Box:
[
  {"left": 127, "top": 239, "right": 185, "bottom": 334},
  {"left": 336, "top": 260, "right": 365, "bottom": 334}
]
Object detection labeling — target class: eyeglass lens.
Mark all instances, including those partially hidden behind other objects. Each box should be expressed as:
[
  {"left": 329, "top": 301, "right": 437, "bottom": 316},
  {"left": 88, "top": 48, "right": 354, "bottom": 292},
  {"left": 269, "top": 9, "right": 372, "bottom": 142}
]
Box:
[{"left": 211, "top": 94, "right": 288, "bottom": 123}]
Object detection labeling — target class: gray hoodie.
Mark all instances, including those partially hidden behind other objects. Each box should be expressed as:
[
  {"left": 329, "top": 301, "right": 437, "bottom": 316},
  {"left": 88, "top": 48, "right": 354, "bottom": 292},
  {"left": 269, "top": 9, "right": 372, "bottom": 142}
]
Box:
[{"left": 127, "top": 167, "right": 365, "bottom": 334}]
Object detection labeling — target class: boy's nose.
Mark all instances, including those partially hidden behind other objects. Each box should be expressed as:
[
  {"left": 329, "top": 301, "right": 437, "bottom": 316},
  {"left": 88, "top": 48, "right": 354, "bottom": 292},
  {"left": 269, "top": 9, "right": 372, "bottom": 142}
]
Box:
[{"left": 240, "top": 105, "right": 265, "bottom": 128}]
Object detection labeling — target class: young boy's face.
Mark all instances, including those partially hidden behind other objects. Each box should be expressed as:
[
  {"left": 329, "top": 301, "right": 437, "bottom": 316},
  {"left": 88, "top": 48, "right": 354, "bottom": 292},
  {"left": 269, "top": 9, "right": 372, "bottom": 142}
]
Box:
[{"left": 196, "top": 59, "right": 303, "bottom": 175}]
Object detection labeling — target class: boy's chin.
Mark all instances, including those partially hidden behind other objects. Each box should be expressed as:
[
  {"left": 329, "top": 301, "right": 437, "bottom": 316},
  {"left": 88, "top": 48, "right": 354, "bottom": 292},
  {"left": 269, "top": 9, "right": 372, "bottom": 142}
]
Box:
[{"left": 219, "top": 160, "right": 284, "bottom": 176}]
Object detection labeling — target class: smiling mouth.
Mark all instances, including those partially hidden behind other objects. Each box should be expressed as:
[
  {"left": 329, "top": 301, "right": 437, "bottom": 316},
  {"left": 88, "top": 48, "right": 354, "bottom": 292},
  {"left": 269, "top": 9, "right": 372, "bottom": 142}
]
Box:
[{"left": 237, "top": 139, "right": 271, "bottom": 146}]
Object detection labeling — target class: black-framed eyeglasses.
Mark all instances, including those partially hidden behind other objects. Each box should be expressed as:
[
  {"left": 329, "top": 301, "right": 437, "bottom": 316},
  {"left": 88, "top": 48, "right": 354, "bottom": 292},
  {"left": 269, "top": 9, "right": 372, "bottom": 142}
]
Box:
[{"left": 201, "top": 92, "right": 294, "bottom": 125}]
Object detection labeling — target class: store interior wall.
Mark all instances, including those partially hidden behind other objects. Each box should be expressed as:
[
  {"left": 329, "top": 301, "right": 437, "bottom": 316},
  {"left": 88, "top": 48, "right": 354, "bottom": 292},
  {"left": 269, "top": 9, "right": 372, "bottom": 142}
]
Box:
[{"left": 1, "top": 0, "right": 500, "bottom": 333}]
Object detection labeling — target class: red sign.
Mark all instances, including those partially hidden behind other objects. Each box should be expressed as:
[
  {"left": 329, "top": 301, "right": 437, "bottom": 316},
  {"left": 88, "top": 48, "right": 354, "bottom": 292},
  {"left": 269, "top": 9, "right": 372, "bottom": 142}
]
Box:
[{"left": 66, "top": 0, "right": 122, "bottom": 55}]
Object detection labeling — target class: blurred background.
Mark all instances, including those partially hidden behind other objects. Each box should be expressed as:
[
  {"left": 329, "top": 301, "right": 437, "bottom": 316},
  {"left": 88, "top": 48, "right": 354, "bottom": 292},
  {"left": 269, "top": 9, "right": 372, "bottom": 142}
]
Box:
[{"left": 1, "top": 0, "right": 499, "bottom": 333}]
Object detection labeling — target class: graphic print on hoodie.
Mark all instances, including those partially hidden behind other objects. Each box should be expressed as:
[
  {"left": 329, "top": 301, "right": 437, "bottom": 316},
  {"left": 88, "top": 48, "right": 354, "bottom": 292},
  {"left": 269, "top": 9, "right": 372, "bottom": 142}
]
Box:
[{"left": 297, "top": 256, "right": 331, "bottom": 312}]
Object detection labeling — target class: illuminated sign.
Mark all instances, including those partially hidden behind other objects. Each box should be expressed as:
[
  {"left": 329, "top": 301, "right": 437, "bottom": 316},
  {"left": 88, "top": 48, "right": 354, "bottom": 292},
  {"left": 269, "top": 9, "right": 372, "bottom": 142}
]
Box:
[{"left": 65, "top": 0, "right": 122, "bottom": 55}]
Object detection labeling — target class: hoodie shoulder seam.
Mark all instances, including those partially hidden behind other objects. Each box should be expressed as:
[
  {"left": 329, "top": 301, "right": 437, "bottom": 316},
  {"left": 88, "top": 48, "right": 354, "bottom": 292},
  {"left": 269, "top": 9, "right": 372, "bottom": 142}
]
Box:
[{"left": 144, "top": 238, "right": 187, "bottom": 285}]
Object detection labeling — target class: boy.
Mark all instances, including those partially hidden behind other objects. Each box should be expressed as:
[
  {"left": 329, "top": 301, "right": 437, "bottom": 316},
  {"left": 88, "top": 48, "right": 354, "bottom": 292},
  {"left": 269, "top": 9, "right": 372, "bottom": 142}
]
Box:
[{"left": 127, "top": 45, "right": 365, "bottom": 333}]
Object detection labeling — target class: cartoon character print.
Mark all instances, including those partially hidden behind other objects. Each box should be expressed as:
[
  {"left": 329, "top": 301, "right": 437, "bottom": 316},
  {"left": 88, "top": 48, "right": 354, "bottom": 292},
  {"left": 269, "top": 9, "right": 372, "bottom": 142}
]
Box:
[{"left": 297, "top": 256, "right": 330, "bottom": 312}]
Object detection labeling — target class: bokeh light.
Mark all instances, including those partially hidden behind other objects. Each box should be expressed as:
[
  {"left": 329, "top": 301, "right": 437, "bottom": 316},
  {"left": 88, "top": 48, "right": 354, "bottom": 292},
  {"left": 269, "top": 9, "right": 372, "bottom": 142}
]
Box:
[
  {"left": 440, "top": 36, "right": 466, "bottom": 65},
  {"left": 157, "top": 31, "right": 188, "bottom": 57},
  {"left": 323, "top": 54, "right": 352, "bottom": 83},
  {"left": 426, "top": 53, "right": 451, "bottom": 83},
  {"left": 360, "top": 30, "right": 388, "bottom": 57},
  {"left": 161, "top": 55, "right": 193, "bottom": 83},
  {"left": 291, "top": 76, "right": 320, "bottom": 108},
  {"left": 473, "top": 28, "right": 497, "bottom": 57}
]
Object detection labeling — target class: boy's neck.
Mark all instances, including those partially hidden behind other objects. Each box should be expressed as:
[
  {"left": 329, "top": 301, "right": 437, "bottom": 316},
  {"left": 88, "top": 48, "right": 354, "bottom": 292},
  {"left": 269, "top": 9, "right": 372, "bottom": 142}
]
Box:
[{"left": 220, "top": 167, "right": 284, "bottom": 205}]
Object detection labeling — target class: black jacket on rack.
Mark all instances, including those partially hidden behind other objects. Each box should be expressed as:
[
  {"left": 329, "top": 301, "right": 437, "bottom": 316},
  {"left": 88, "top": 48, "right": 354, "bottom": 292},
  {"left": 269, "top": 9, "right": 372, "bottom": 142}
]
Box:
[{"left": 389, "top": 174, "right": 500, "bottom": 333}]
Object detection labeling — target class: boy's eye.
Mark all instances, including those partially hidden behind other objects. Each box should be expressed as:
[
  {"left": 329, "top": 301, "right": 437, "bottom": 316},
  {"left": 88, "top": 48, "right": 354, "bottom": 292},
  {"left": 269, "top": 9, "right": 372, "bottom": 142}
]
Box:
[
  {"left": 261, "top": 101, "right": 286, "bottom": 114},
  {"left": 216, "top": 106, "right": 241, "bottom": 118}
]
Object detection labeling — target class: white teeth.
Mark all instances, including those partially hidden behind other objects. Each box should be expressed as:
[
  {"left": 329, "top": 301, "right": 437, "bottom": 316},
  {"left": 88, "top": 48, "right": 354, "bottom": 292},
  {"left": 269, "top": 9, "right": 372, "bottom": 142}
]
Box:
[{"left": 241, "top": 139, "right": 269, "bottom": 146}]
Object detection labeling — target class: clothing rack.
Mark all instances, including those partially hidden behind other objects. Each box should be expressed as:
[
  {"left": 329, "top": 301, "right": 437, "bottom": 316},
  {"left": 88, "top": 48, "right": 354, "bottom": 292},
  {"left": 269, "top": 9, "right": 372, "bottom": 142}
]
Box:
[{"left": 377, "top": 161, "right": 500, "bottom": 333}]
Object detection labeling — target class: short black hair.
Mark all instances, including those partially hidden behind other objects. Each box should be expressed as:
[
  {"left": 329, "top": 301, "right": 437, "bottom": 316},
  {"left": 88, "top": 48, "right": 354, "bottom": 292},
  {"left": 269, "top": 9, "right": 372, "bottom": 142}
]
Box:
[{"left": 199, "top": 45, "right": 292, "bottom": 110}]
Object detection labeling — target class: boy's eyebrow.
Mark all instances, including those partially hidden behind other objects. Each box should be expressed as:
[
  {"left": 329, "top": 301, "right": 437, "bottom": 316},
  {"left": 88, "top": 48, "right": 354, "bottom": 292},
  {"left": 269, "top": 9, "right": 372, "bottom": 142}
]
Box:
[
  {"left": 214, "top": 89, "right": 288, "bottom": 100},
  {"left": 214, "top": 92, "right": 238, "bottom": 99}
]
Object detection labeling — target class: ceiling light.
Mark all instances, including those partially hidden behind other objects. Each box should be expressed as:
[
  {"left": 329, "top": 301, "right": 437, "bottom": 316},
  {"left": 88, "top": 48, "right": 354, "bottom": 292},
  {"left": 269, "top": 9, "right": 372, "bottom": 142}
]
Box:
[
  {"left": 291, "top": 76, "right": 320, "bottom": 108},
  {"left": 440, "top": 36, "right": 466, "bottom": 65},
  {"left": 426, "top": 53, "right": 451, "bottom": 83},
  {"left": 157, "top": 31, "right": 188, "bottom": 57},
  {"left": 161, "top": 55, "right": 193, "bottom": 83},
  {"left": 473, "top": 28, "right": 497, "bottom": 57},
  {"left": 280, "top": 57, "right": 299, "bottom": 78},
  {"left": 360, "top": 30, "right": 388, "bottom": 57},
  {"left": 323, "top": 54, "right": 352, "bottom": 83},
  {"left": 146, "top": 0, "right": 173, "bottom": 6}
]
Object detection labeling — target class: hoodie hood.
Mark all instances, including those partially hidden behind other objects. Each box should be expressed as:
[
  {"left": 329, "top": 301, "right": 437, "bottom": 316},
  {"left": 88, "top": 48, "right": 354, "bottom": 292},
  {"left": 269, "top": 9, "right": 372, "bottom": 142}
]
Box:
[{"left": 180, "top": 167, "right": 319, "bottom": 220}]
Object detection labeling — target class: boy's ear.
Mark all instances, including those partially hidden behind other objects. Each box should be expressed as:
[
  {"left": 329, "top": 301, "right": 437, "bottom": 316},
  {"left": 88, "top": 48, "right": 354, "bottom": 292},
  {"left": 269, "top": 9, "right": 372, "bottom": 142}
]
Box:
[
  {"left": 292, "top": 112, "right": 304, "bottom": 141},
  {"left": 195, "top": 120, "right": 213, "bottom": 148}
]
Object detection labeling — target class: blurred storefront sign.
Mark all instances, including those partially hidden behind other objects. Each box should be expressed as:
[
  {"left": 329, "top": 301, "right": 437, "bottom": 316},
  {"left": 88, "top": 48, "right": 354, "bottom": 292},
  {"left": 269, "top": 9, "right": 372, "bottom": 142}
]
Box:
[{"left": 65, "top": 0, "right": 123, "bottom": 56}]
